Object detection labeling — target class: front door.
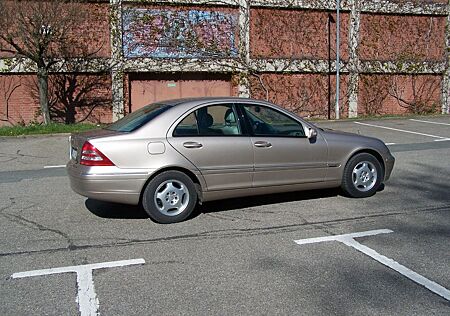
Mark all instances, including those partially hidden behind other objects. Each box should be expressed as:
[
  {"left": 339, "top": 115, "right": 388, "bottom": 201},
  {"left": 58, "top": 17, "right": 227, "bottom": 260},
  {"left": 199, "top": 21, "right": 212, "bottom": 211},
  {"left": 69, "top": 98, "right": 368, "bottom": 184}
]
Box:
[{"left": 238, "top": 103, "right": 328, "bottom": 187}]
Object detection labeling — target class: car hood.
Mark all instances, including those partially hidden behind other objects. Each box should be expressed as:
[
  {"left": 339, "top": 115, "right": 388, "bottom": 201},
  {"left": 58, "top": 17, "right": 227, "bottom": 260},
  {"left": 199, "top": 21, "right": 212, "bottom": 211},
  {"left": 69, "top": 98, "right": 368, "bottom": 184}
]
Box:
[
  {"left": 320, "top": 128, "right": 380, "bottom": 141},
  {"left": 320, "top": 128, "right": 390, "bottom": 148}
]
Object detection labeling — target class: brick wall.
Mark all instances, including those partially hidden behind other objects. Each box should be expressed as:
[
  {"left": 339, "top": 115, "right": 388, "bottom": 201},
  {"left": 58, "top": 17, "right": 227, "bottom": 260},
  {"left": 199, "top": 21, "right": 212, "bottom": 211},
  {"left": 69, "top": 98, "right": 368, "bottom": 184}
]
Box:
[
  {"left": 359, "top": 14, "right": 446, "bottom": 62},
  {"left": 68, "top": 2, "right": 111, "bottom": 58},
  {"left": 358, "top": 74, "right": 442, "bottom": 116},
  {"left": 250, "top": 9, "right": 350, "bottom": 61},
  {"left": 1, "top": 1, "right": 449, "bottom": 124},
  {"left": 49, "top": 73, "right": 113, "bottom": 124},
  {"left": 0, "top": 1, "right": 110, "bottom": 59},
  {"left": 249, "top": 74, "right": 349, "bottom": 119},
  {"left": 0, "top": 75, "right": 39, "bottom": 125},
  {"left": 0, "top": 73, "right": 112, "bottom": 126}
]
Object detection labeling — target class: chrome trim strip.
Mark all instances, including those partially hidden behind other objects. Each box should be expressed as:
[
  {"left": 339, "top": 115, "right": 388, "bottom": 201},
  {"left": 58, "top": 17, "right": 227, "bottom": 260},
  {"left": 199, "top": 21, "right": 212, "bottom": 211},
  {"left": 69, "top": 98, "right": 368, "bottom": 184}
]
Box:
[
  {"left": 254, "top": 163, "right": 328, "bottom": 171},
  {"left": 81, "top": 172, "right": 149, "bottom": 177}
]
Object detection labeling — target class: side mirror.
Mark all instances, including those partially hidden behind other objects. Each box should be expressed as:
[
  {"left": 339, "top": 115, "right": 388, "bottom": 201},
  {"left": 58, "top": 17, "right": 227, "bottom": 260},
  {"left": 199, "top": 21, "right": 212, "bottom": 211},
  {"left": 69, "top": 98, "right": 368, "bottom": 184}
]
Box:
[{"left": 306, "top": 127, "right": 318, "bottom": 139}]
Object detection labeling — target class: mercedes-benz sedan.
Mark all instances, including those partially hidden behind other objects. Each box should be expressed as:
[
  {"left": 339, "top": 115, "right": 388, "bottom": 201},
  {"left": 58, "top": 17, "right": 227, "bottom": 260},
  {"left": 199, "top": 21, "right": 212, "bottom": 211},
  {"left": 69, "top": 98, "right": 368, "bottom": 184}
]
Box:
[{"left": 67, "top": 97, "right": 395, "bottom": 223}]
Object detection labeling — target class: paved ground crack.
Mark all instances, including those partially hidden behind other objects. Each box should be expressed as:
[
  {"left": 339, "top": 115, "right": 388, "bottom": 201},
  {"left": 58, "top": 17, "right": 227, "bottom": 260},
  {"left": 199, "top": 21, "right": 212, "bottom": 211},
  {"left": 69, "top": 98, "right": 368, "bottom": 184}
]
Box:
[
  {"left": 0, "top": 204, "right": 448, "bottom": 258},
  {"left": 206, "top": 212, "right": 262, "bottom": 223},
  {"left": 0, "top": 201, "right": 15, "bottom": 214},
  {"left": 1, "top": 212, "right": 74, "bottom": 250},
  {"left": 16, "top": 150, "right": 48, "bottom": 159}
]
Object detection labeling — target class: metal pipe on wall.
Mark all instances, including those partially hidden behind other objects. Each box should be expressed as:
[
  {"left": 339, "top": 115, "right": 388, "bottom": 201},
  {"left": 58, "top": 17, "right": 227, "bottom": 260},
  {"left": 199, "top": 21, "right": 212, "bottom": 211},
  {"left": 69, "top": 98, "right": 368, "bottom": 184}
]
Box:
[{"left": 328, "top": 14, "right": 335, "bottom": 120}]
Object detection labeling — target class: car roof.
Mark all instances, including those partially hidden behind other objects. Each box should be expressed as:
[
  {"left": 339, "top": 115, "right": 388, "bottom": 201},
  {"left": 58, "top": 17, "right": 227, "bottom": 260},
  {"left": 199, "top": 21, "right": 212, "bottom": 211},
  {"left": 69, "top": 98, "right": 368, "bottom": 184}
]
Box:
[
  {"left": 158, "top": 97, "right": 278, "bottom": 114},
  {"left": 131, "top": 97, "right": 276, "bottom": 138},
  {"left": 159, "top": 97, "right": 270, "bottom": 106}
]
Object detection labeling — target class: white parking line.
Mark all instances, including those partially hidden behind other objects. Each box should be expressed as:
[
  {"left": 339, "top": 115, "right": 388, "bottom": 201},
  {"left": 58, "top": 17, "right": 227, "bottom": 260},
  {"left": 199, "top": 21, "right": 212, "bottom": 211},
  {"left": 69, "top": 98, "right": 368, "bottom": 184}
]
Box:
[
  {"left": 354, "top": 122, "right": 449, "bottom": 141},
  {"left": 43, "top": 165, "right": 66, "bottom": 169},
  {"left": 385, "top": 143, "right": 396, "bottom": 145},
  {"left": 12, "top": 258, "right": 145, "bottom": 316},
  {"left": 295, "top": 229, "right": 450, "bottom": 301},
  {"left": 410, "top": 119, "right": 450, "bottom": 126}
]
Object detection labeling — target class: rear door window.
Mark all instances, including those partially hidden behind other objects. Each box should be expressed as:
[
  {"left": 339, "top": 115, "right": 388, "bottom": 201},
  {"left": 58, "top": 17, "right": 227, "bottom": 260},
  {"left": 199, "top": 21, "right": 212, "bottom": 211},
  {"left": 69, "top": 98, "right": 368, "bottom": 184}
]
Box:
[{"left": 173, "top": 104, "right": 242, "bottom": 136}]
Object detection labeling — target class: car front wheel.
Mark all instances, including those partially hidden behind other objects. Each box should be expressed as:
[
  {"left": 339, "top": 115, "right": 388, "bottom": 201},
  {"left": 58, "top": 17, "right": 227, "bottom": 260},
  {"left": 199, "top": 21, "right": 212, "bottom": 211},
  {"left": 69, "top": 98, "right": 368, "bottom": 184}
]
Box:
[
  {"left": 142, "top": 171, "right": 197, "bottom": 223},
  {"left": 341, "top": 153, "right": 383, "bottom": 198}
]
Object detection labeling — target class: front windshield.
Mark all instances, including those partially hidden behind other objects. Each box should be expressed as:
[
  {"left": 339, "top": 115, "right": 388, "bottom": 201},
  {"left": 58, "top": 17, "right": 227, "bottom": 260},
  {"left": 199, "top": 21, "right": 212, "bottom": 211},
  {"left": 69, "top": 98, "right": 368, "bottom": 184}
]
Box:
[{"left": 105, "top": 103, "right": 171, "bottom": 132}]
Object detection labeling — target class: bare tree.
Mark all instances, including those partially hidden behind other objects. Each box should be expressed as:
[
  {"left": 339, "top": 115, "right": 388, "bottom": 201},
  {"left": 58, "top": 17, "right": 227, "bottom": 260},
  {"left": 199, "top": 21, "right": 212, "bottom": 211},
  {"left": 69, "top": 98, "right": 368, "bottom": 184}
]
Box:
[
  {"left": 0, "top": 76, "right": 22, "bottom": 123},
  {"left": 0, "top": 0, "right": 97, "bottom": 125}
]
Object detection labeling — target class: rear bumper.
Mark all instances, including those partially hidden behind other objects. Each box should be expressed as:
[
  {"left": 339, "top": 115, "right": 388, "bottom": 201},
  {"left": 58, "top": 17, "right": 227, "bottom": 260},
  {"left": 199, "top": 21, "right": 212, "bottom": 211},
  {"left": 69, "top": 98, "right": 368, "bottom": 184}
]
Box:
[{"left": 67, "top": 161, "right": 152, "bottom": 205}]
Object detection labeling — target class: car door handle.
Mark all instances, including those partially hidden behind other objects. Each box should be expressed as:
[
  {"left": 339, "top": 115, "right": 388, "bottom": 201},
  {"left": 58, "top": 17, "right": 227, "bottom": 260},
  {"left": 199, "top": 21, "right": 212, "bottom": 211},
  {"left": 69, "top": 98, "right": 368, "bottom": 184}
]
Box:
[
  {"left": 183, "top": 142, "right": 203, "bottom": 149},
  {"left": 254, "top": 141, "right": 272, "bottom": 148}
]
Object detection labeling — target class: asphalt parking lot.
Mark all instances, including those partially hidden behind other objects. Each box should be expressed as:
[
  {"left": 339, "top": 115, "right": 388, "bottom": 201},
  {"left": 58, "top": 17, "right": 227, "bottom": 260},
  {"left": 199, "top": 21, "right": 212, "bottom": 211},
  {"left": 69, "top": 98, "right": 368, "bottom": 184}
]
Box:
[{"left": 0, "top": 116, "right": 449, "bottom": 315}]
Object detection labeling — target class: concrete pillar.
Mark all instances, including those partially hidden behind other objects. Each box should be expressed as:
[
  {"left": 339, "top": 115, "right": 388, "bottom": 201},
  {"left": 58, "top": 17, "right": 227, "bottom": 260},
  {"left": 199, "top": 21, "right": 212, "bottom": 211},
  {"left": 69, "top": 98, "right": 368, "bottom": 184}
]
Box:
[
  {"left": 442, "top": 6, "right": 450, "bottom": 114},
  {"left": 110, "top": 0, "right": 125, "bottom": 121},
  {"left": 238, "top": 0, "right": 251, "bottom": 98},
  {"left": 348, "top": 0, "right": 361, "bottom": 118}
]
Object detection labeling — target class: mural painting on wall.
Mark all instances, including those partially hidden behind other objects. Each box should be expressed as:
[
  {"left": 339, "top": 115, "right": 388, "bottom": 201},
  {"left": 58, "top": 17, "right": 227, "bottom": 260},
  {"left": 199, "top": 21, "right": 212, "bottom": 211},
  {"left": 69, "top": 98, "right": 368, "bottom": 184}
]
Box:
[{"left": 123, "top": 8, "right": 238, "bottom": 58}]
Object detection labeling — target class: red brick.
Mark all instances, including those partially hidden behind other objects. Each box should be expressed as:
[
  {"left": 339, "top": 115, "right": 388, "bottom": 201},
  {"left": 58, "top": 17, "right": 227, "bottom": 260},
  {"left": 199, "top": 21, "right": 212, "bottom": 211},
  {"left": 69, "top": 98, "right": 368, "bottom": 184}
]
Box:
[
  {"left": 360, "top": 14, "right": 446, "bottom": 62},
  {"left": 249, "top": 73, "right": 349, "bottom": 119},
  {"left": 358, "top": 74, "right": 441, "bottom": 115},
  {"left": 250, "top": 9, "right": 350, "bottom": 61}
]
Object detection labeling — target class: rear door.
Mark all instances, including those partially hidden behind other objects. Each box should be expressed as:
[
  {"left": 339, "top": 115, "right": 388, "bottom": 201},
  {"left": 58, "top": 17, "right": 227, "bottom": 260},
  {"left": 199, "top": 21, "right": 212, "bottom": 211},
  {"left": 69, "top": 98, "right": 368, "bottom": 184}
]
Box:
[
  {"left": 238, "top": 103, "right": 328, "bottom": 187},
  {"left": 167, "top": 103, "right": 253, "bottom": 191}
]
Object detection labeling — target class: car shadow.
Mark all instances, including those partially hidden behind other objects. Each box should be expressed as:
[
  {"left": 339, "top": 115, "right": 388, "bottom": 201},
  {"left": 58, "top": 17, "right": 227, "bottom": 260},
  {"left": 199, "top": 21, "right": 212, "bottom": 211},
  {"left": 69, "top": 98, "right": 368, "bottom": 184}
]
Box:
[
  {"left": 196, "top": 188, "right": 341, "bottom": 216},
  {"left": 84, "top": 188, "right": 341, "bottom": 220},
  {"left": 85, "top": 199, "right": 149, "bottom": 219}
]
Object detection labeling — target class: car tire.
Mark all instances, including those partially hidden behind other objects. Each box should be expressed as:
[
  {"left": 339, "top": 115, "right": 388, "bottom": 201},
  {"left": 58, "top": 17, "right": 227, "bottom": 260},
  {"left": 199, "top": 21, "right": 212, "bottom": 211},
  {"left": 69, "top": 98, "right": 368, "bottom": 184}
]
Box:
[
  {"left": 341, "top": 153, "right": 383, "bottom": 198},
  {"left": 142, "top": 171, "right": 197, "bottom": 224}
]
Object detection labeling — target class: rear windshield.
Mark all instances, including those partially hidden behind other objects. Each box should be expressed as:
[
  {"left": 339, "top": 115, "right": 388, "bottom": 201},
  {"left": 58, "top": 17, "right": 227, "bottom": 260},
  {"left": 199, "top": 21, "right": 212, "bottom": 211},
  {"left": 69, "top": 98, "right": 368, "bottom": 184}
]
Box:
[{"left": 105, "top": 103, "right": 171, "bottom": 132}]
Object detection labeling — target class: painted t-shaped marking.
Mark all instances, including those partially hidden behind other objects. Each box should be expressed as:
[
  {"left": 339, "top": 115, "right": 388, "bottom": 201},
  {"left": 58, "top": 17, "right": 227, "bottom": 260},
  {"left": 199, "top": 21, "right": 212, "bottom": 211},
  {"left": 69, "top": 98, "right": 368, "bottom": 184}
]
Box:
[
  {"left": 11, "top": 258, "right": 145, "bottom": 316},
  {"left": 295, "top": 229, "right": 450, "bottom": 301}
]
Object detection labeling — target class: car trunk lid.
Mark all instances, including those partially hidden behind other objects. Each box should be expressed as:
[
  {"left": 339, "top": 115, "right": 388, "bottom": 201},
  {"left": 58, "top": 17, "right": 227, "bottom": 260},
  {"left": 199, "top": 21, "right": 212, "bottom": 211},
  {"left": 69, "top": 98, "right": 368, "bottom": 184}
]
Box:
[{"left": 69, "top": 129, "right": 124, "bottom": 162}]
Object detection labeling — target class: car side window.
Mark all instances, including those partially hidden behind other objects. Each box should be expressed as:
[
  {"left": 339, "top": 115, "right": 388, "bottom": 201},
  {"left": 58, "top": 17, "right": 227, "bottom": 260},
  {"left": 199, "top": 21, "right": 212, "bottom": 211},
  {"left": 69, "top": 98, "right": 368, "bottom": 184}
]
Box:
[
  {"left": 173, "top": 112, "right": 198, "bottom": 136},
  {"left": 173, "top": 104, "right": 242, "bottom": 137},
  {"left": 242, "top": 104, "right": 306, "bottom": 137}
]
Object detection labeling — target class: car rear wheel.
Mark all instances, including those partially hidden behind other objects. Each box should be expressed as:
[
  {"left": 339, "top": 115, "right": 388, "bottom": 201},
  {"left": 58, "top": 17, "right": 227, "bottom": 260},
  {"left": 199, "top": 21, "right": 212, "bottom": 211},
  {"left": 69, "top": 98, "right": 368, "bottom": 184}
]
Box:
[
  {"left": 341, "top": 153, "right": 383, "bottom": 198},
  {"left": 142, "top": 171, "right": 197, "bottom": 223}
]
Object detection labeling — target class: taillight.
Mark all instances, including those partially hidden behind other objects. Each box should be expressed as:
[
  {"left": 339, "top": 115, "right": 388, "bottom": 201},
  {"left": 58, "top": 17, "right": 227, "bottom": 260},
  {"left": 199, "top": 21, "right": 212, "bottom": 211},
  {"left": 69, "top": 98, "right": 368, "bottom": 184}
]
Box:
[{"left": 80, "top": 141, "right": 115, "bottom": 166}]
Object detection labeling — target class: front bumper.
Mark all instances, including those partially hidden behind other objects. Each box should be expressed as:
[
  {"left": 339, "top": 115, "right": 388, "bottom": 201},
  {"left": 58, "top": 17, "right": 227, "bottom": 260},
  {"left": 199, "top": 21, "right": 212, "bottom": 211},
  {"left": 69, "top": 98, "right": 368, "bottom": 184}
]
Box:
[
  {"left": 67, "top": 161, "right": 152, "bottom": 205},
  {"left": 384, "top": 154, "right": 395, "bottom": 182}
]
